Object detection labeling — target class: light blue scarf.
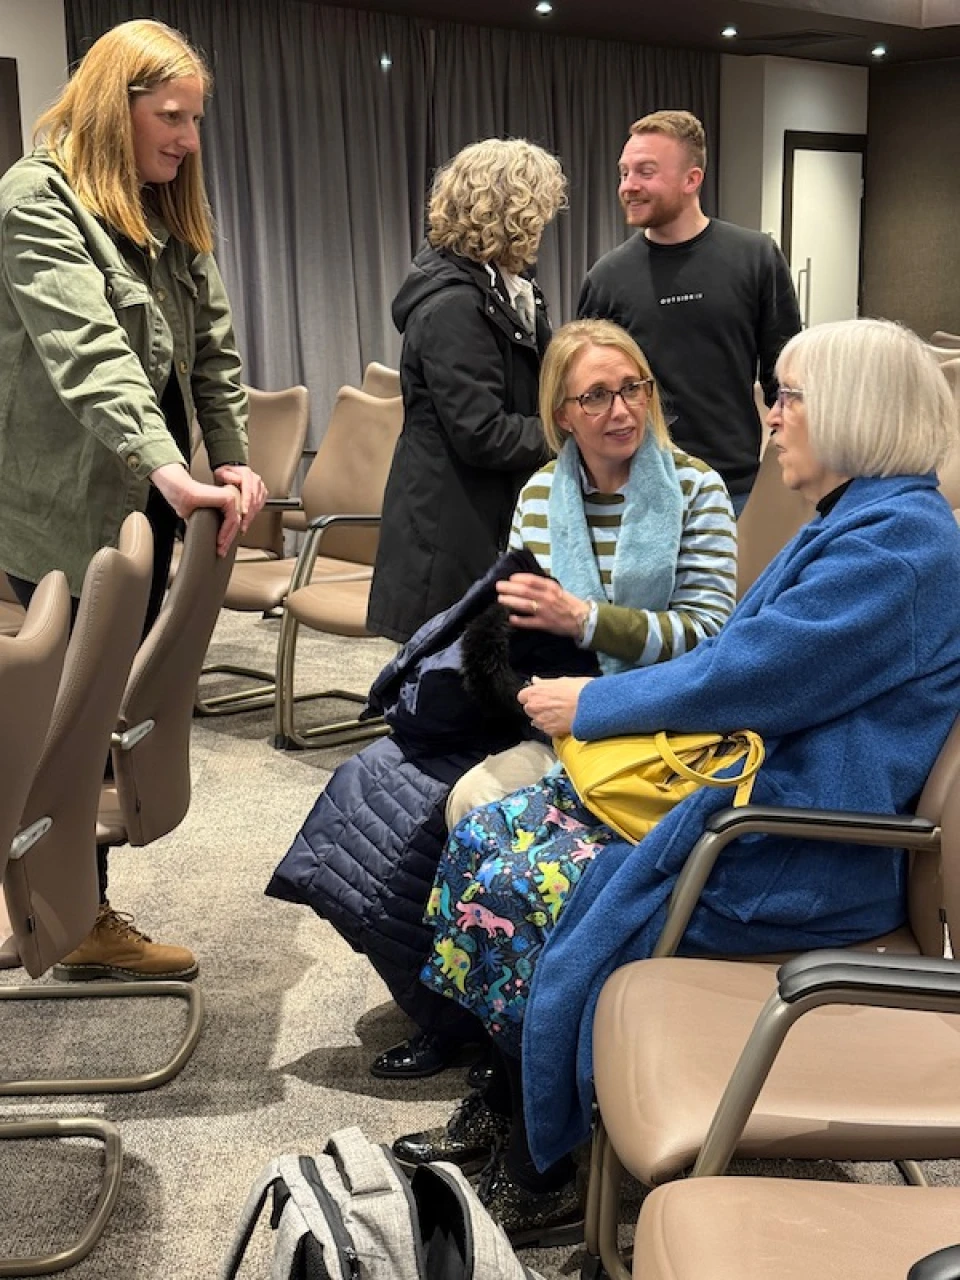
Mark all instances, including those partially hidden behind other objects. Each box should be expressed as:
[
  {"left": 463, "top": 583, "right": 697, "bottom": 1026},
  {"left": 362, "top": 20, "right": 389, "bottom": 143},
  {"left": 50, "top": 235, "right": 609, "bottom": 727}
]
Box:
[{"left": 548, "top": 431, "right": 683, "bottom": 674}]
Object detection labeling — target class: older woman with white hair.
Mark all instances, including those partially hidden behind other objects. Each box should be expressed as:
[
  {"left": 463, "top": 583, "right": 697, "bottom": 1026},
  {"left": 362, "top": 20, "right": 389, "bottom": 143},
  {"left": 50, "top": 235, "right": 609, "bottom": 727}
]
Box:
[
  {"left": 393, "top": 318, "right": 960, "bottom": 1247},
  {"left": 367, "top": 138, "right": 567, "bottom": 644}
]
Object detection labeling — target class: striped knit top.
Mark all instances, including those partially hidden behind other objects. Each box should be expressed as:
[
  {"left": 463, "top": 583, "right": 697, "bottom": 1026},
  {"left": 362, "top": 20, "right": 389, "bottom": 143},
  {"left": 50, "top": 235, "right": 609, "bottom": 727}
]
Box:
[{"left": 508, "top": 449, "right": 737, "bottom": 665}]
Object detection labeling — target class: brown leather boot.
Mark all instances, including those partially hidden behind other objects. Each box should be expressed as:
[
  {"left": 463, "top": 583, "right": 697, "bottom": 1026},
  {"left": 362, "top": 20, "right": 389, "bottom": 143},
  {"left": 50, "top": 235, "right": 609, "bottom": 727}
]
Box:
[{"left": 52, "top": 902, "right": 198, "bottom": 982}]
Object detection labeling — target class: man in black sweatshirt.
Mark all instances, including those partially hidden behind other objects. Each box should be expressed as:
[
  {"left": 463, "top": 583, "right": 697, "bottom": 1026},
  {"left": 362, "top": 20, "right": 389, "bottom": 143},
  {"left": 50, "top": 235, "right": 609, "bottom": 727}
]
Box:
[{"left": 578, "top": 110, "right": 801, "bottom": 510}]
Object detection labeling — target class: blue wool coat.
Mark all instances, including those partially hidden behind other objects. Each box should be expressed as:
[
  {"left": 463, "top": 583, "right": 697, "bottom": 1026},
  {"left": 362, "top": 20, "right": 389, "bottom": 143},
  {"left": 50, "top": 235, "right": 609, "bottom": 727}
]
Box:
[{"left": 523, "top": 473, "right": 960, "bottom": 1168}]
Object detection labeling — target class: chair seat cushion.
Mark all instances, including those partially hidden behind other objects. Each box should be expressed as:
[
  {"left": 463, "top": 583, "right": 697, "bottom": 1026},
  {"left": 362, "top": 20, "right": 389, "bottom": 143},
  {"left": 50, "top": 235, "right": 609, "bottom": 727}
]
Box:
[
  {"left": 286, "top": 579, "right": 373, "bottom": 636},
  {"left": 635, "top": 1178, "right": 960, "bottom": 1280},
  {"left": 224, "top": 557, "right": 371, "bottom": 611},
  {"left": 594, "top": 957, "right": 960, "bottom": 1186}
]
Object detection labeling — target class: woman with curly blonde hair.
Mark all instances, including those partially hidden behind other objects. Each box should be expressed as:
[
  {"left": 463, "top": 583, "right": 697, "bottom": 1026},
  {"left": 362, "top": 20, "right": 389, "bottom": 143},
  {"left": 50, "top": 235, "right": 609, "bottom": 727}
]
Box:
[{"left": 367, "top": 138, "right": 567, "bottom": 643}]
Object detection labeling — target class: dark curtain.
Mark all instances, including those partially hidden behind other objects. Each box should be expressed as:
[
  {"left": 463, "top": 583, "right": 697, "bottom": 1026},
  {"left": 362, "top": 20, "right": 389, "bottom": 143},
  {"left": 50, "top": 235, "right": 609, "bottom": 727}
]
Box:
[{"left": 66, "top": 0, "right": 719, "bottom": 444}]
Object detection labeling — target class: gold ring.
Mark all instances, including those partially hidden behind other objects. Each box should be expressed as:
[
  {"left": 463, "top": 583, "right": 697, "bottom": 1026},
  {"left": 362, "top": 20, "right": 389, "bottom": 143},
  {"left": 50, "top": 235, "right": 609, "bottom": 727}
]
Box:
[{"left": 530, "top": 600, "right": 539, "bottom": 615}]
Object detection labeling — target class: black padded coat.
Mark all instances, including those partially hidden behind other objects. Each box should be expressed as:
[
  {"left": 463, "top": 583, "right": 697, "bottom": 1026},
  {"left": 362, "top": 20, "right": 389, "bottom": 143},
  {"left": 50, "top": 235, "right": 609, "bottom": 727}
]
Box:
[{"left": 365, "top": 243, "right": 550, "bottom": 644}]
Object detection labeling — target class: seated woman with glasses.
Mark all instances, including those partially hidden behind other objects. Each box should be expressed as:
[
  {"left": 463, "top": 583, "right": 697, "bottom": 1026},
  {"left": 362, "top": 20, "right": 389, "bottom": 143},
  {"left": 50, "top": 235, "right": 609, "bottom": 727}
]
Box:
[
  {"left": 393, "top": 318, "right": 960, "bottom": 1247},
  {"left": 441, "top": 316, "right": 737, "bottom": 829},
  {"left": 273, "top": 317, "right": 737, "bottom": 1089}
]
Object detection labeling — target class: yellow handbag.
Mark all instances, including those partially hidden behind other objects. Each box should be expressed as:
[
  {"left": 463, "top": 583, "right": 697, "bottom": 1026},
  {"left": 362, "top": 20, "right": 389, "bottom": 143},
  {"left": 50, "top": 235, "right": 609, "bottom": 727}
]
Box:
[{"left": 553, "top": 729, "right": 765, "bottom": 844}]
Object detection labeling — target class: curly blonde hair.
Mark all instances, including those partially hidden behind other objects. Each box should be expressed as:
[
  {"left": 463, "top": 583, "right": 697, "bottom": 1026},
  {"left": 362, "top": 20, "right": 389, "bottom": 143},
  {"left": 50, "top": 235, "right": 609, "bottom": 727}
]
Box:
[
  {"left": 427, "top": 138, "right": 567, "bottom": 274},
  {"left": 35, "top": 19, "right": 214, "bottom": 253}
]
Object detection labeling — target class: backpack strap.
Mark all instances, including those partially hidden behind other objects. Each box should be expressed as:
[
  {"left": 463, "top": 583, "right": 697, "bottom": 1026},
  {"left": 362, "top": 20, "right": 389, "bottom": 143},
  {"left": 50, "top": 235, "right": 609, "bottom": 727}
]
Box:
[{"left": 218, "top": 1159, "right": 290, "bottom": 1280}]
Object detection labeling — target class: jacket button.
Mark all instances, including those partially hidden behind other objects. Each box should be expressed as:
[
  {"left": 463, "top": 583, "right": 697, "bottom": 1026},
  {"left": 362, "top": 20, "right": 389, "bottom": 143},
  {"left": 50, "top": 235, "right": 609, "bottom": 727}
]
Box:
[
  {"left": 156, "top": 288, "right": 166, "bottom": 302},
  {"left": 488, "top": 305, "right": 495, "bottom": 314},
  {"left": 127, "top": 454, "right": 140, "bottom": 470},
  {"left": 178, "top": 359, "right": 188, "bottom": 374},
  {"left": 514, "top": 331, "right": 523, "bottom": 340}
]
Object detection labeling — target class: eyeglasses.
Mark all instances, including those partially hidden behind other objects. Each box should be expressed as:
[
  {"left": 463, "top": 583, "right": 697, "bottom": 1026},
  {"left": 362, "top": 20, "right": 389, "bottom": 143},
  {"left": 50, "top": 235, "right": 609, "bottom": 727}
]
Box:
[
  {"left": 776, "top": 386, "right": 805, "bottom": 409},
  {"left": 564, "top": 378, "right": 654, "bottom": 417}
]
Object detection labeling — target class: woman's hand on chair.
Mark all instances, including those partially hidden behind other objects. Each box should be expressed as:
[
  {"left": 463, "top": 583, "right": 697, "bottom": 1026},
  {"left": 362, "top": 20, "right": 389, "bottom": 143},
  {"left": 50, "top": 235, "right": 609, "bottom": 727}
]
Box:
[
  {"left": 518, "top": 675, "right": 594, "bottom": 738},
  {"left": 496, "top": 573, "right": 590, "bottom": 639},
  {"left": 213, "top": 463, "right": 268, "bottom": 531},
  {"left": 150, "top": 463, "right": 245, "bottom": 556}
]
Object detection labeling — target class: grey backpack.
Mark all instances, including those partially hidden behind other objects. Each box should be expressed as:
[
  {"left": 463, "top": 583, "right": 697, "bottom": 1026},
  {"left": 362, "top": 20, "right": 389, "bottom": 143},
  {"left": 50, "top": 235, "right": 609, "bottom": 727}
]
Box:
[{"left": 220, "top": 1125, "right": 544, "bottom": 1280}]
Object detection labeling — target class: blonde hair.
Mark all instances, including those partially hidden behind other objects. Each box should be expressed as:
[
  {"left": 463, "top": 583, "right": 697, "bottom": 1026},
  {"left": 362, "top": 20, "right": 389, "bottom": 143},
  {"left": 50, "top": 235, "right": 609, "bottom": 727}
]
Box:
[
  {"left": 629, "top": 109, "right": 707, "bottom": 173},
  {"left": 427, "top": 138, "right": 567, "bottom": 275},
  {"left": 539, "top": 319, "right": 671, "bottom": 454},
  {"left": 35, "top": 19, "right": 214, "bottom": 253},
  {"left": 778, "top": 318, "right": 958, "bottom": 477}
]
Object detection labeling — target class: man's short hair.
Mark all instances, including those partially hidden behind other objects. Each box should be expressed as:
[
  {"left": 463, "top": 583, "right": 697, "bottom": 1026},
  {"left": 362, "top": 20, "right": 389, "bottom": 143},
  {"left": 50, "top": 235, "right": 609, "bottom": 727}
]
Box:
[{"left": 629, "top": 110, "right": 707, "bottom": 172}]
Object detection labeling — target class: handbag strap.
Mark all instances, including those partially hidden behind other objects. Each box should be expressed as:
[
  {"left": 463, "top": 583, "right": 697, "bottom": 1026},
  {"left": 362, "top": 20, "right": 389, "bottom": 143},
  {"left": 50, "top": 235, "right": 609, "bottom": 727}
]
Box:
[{"left": 654, "top": 730, "right": 765, "bottom": 807}]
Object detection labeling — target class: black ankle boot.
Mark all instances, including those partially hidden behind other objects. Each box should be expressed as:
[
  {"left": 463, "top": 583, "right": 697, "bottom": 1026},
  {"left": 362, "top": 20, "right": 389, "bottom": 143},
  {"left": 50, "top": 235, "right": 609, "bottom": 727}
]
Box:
[
  {"left": 392, "top": 1092, "right": 511, "bottom": 1174},
  {"left": 477, "top": 1153, "right": 585, "bottom": 1249}
]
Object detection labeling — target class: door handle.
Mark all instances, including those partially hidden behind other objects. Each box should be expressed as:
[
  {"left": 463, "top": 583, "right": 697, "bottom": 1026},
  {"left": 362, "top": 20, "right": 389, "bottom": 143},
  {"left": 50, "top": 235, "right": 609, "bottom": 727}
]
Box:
[{"left": 796, "top": 256, "right": 813, "bottom": 329}]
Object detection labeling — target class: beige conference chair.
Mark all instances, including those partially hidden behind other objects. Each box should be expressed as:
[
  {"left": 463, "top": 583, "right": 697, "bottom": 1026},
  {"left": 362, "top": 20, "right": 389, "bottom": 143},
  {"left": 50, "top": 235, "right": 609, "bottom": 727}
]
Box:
[
  {"left": 935, "top": 360, "right": 960, "bottom": 509},
  {"left": 584, "top": 710, "right": 960, "bottom": 1280},
  {"left": 282, "top": 363, "right": 400, "bottom": 539},
  {"left": 0, "top": 574, "right": 121, "bottom": 1280},
  {"left": 735, "top": 437, "right": 816, "bottom": 599},
  {"left": 1, "top": 512, "right": 202, "bottom": 1097},
  {"left": 272, "top": 385, "right": 403, "bottom": 749},
  {"left": 932, "top": 330, "right": 960, "bottom": 349},
  {"left": 197, "top": 386, "right": 401, "bottom": 720},
  {"left": 180, "top": 383, "right": 309, "bottom": 568}
]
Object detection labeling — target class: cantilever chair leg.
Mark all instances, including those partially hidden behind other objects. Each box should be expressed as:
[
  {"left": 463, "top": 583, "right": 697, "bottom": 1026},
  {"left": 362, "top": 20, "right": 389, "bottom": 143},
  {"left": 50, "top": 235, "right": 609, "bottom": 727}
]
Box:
[
  {"left": 194, "top": 662, "right": 277, "bottom": 715},
  {"left": 272, "top": 608, "right": 388, "bottom": 751},
  {"left": 0, "top": 981, "right": 204, "bottom": 1094},
  {"left": 0, "top": 1117, "right": 122, "bottom": 1277}
]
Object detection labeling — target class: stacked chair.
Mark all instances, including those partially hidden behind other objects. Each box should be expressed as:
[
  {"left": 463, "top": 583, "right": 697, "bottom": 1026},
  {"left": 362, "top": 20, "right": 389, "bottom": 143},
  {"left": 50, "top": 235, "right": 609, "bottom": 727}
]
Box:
[
  {"left": 196, "top": 384, "right": 402, "bottom": 741},
  {"left": 271, "top": 384, "right": 402, "bottom": 749},
  {"left": 1, "top": 508, "right": 232, "bottom": 1274},
  {"left": 282, "top": 362, "right": 400, "bottom": 540},
  {"left": 581, "top": 710, "right": 960, "bottom": 1280}
]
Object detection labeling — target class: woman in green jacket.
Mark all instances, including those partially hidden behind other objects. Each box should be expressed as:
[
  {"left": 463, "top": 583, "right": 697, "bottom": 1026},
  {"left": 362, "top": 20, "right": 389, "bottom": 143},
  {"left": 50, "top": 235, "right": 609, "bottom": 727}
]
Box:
[{"left": 0, "top": 19, "right": 266, "bottom": 980}]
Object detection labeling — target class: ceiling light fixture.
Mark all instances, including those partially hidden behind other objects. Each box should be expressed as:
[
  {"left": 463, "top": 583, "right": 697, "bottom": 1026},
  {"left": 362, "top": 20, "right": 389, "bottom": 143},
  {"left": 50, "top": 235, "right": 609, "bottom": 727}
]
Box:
[
  {"left": 379, "top": 52, "right": 392, "bottom": 70},
  {"left": 721, "top": 25, "right": 737, "bottom": 38},
  {"left": 871, "top": 43, "right": 887, "bottom": 58},
  {"left": 535, "top": 2, "right": 553, "bottom": 14}
]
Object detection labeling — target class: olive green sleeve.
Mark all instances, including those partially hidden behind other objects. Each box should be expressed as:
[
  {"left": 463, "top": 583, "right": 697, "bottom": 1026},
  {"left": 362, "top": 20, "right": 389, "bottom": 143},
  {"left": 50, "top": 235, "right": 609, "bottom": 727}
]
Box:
[{"left": 0, "top": 192, "right": 185, "bottom": 478}]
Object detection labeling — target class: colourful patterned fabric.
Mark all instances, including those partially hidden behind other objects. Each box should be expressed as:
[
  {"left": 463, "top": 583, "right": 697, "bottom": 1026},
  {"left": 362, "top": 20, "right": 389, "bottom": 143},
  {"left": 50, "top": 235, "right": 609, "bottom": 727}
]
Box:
[{"left": 420, "top": 770, "right": 619, "bottom": 1054}]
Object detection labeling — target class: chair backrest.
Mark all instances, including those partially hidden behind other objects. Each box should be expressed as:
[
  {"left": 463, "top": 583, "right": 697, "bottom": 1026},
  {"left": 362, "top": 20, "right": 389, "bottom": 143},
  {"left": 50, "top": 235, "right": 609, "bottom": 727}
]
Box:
[
  {"left": 932, "top": 330, "right": 960, "bottom": 350},
  {"left": 735, "top": 438, "right": 816, "bottom": 599},
  {"left": 927, "top": 343, "right": 960, "bottom": 365},
  {"left": 935, "top": 360, "right": 960, "bottom": 509},
  {"left": 108, "top": 508, "right": 238, "bottom": 847},
  {"left": 361, "top": 362, "right": 402, "bottom": 399},
  {"left": 192, "top": 384, "right": 310, "bottom": 556},
  {"left": 908, "top": 709, "right": 960, "bottom": 954},
  {"left": 0, "top": 574, "right": 71, "bottom": 886},
  {"left": 301, "top": 386, "right": 403, "bottom": 564},
  {"left": 5, "top": 513, "right": 153, "bottom": 977}
]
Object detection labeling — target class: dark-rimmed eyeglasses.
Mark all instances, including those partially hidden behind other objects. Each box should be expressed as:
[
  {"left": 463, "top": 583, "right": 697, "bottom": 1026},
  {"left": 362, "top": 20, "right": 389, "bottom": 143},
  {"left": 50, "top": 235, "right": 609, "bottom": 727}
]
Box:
[
  {"left": 776, "top": 386, "right": 804, "bottom": 409},
  {"left": 564, "top": 378, "right": 654, "bottom": 417}
]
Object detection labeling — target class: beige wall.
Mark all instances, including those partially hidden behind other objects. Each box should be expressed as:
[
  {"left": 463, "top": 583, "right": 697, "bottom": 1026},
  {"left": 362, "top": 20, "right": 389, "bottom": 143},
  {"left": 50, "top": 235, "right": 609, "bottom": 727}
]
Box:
[
  {"left": 861, "top": 58, "right": 960, "bottom": 338},
  {"left": 0, "top": 0, "right": 68, "bottom": 150},
  {"left": 718, "top": 53, "right": 868, "bottom": 245}
]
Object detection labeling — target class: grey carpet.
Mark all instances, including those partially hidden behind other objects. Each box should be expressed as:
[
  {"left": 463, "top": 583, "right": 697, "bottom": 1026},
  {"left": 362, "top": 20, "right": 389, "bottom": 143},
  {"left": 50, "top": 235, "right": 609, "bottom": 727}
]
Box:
[{"left": 0, "top": 609, "right": 955, "bottom": 1278}]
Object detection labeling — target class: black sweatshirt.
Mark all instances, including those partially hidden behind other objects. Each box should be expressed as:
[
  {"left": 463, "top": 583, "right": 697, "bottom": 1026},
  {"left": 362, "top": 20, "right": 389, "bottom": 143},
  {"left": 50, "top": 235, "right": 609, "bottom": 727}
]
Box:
[{"left": 578, "top": 220, "right": 801, "bottom": 494}]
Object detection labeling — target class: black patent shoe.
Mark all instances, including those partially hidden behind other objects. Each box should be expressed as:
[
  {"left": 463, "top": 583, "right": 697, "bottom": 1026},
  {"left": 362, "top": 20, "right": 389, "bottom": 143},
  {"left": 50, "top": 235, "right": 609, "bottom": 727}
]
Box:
[
  {"left": 477, "top": 1154, "right": 585, "bottom": 1249},
  {"left": 371, "top": 1031, "right": 452, "bottom": 1080},
  {"left": 466, "top": 1047, "right": 495, "bottom": 1090},
  {"left": 392, "top": 1091, "right": 511, "bottom": 1174}
]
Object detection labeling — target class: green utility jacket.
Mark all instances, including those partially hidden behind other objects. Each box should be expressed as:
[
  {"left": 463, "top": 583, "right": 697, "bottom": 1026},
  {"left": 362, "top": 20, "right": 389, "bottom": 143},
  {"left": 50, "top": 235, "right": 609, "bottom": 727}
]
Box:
[{"left": 0, "top": 151, "right": 248, "bottom": 595}]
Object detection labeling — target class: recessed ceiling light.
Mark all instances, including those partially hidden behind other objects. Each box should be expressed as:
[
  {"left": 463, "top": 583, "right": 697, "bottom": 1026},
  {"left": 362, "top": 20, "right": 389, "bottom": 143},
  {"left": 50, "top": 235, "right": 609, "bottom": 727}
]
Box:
[
  {"left": 379, "top": 52, "right": 392, "bottom": 70},
  {"left": 535, "top": 1, "right": 553, "bottom": 14},
  {"left": 721, "top": 25, "right": 738, "bottom": 38},
  {"left": 871, "top": 43, "right": 887, "bottom": 58}
]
